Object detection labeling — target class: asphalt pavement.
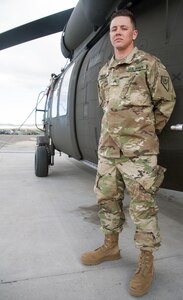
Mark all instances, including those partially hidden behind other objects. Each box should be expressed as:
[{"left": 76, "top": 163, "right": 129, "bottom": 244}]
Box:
[{"left": 0, "top": 135, "right": 183, "bottom": 300}]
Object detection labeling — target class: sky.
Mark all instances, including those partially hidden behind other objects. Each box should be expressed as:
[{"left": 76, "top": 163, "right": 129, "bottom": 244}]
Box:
[{"left": 0, "top": 0, "right": 79, "bottom": 126}]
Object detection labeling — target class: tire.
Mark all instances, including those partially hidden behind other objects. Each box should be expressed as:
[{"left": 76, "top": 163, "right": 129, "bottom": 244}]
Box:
[{"left": 35, "top": 146, "right": 49, "bottom": 177}]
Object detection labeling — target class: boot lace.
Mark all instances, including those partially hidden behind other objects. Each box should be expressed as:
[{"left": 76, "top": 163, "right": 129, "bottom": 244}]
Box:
[{"left": 136, "top": 251, "right": 153, "bottom": 275}]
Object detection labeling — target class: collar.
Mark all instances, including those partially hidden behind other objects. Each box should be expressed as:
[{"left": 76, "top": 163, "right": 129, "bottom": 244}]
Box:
[{"left": 108, "top": 47, "right": 139, "bottom": 69}]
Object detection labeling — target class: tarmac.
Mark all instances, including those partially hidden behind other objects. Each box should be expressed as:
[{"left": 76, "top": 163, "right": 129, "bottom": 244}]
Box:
[{"left": 0, "top": 134, "right": 183, "bottom": 300}]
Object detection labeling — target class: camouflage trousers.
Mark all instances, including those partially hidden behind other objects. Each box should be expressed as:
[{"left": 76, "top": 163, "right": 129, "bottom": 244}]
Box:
[{"left": 94, "top": 154, "right": 166, "bottom": 252}]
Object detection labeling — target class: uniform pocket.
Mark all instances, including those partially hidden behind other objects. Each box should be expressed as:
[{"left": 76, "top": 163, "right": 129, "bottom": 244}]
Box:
[
  {"left": 150, "top": 165, "right": 166, "bottom": 194},
  {"left": 120, "top": 74, "right": 136, "bottom": 99},
  {"left": 120, "top": 157, "right": 166, "bottom": 195},
  {"left": 122, "top": 70, "right": 151, "bottom": 107},
  {"left": 137, "top": 165, "right": 166, "bottom": 194}
]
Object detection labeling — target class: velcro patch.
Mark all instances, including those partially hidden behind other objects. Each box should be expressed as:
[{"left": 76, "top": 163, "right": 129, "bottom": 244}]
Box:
[{"left": 127, "top": 64, "right": 147, "bottom": 72}]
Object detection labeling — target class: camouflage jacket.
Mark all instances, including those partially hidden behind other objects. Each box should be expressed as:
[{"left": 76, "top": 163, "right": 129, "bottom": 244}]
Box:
[{"left": 97, "top": 47, "right": 176, "bottom": 158}]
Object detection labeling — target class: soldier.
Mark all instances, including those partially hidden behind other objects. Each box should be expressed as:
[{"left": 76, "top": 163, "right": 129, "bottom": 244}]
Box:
[{"left": 81, "top": 9, "right": 176, "bottom": 297}]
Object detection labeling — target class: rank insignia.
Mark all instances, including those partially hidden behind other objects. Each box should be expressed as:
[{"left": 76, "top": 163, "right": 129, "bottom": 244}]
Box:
[{"left": 161, "top": 76, "right": 169, "bottom": 91}]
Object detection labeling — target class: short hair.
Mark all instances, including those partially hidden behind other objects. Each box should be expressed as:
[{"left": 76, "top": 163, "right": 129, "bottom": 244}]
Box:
[{"left": 110, "top": 9, "right": 137, "bottom": 29}]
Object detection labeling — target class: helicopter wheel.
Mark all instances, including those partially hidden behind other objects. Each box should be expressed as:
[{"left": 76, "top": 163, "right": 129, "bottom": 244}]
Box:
[{"left": 35, "top": 146, "right": 49, "bottom": 177}]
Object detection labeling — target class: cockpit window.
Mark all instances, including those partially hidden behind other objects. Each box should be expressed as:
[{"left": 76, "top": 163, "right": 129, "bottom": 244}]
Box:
[
  {"left": 51, "top": 77, "right": 60, "bottom": 118},
  {"left": 59, "top": 63, "right": 75, "bottom": 116}
]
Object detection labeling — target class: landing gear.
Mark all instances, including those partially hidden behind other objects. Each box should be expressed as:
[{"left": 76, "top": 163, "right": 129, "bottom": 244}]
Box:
[
  {"left": 34, "top": 135, "right": 54, "bottom": 177},
  {"left": 35, "top": 146, "right": 49, "bottom": 177}
]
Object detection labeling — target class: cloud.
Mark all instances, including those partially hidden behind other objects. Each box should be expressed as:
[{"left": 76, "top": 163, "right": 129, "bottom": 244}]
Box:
[
  {"left": 0, "top": 0, "right": 78, "bottom": 31},
  {"left": 0, "top": 0, "right": 78, "bottom": 125}
]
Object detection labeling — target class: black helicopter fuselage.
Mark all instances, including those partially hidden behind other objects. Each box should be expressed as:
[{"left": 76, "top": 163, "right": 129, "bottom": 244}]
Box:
[{"left": 35, "top": 0, "right": 183, "bottom": 192}]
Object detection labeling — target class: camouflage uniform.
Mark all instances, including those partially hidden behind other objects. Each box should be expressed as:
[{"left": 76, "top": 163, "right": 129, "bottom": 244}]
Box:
[{"left": 95, "top": 47, "right": 176, "bottom": 251}]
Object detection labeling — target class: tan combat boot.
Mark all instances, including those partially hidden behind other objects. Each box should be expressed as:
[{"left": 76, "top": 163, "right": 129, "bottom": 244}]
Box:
[
  {"left": 129, "top": 250, "right": 154, "bottom": 297},
  {"left": 81, "top": 234, "right": 121, "bottom": 265}
]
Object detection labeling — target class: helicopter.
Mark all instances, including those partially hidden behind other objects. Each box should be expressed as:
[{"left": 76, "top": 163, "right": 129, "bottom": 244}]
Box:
[{"left": 0, "top": 0, "right": 183, "bottom": 191}]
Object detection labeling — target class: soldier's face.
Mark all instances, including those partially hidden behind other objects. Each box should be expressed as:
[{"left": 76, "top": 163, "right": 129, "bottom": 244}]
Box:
[{"left": 110, "top": 16, "right": 138, "bottom": 51}]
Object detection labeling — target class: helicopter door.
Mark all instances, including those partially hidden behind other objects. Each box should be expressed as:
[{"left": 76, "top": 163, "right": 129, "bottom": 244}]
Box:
[{"left": 50, "top": 62, "right": 81, "bottom": 160}]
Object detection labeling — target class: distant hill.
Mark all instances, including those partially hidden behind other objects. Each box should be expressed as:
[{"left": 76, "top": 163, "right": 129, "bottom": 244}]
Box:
[{"left": 0, "top": 124, "right": 42, "bottom": 135}]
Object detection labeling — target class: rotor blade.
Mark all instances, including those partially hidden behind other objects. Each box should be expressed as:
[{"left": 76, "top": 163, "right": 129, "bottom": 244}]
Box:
[{"left": 0, "top": 8, "right": 74, "bottom": 51}]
